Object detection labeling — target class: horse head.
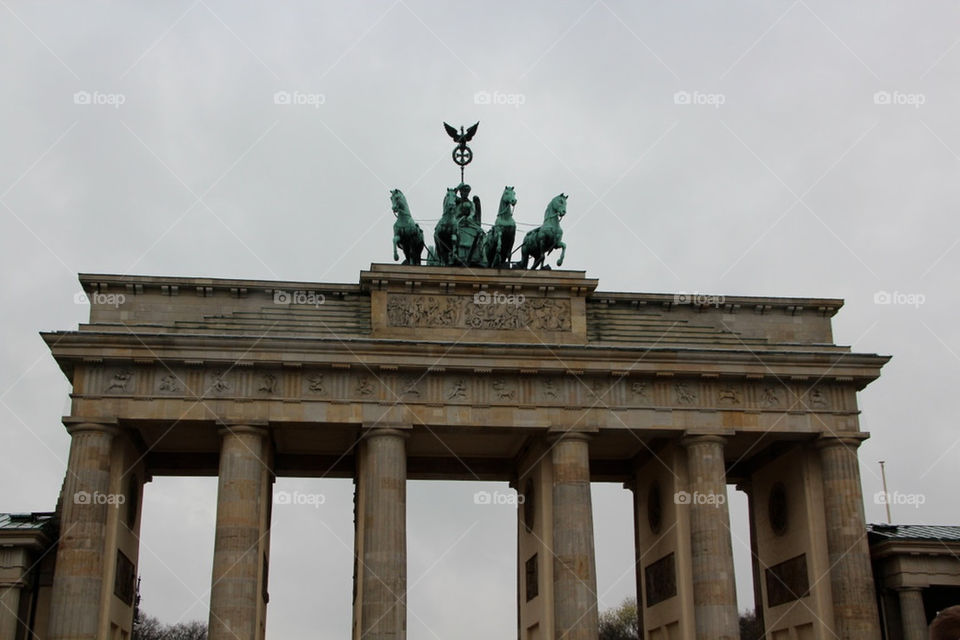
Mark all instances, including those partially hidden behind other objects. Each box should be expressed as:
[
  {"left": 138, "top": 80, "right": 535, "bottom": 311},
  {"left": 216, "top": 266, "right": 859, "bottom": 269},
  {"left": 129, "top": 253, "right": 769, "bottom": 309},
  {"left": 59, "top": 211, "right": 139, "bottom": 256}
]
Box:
[
  {"left": 390, "top": 189, "right": 409, "bottom": 217},
  {"left": 498, "top": 186, "right": 517, "bottom": 219},
  {"left": 442, "top": 187, "right": 458, "bottom": 218},
  {"left": 544, "top": 193, "right": 567, "bottom": 222}
]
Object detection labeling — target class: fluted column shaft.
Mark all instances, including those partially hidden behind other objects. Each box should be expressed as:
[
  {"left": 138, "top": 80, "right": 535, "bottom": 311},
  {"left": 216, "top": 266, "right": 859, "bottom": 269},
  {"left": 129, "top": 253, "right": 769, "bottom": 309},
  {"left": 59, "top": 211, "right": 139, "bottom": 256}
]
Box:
[
  {"left": 48, "top": 421, "right": 117, "bottom": 640},
  {"left": 0, "top": 571, "right": 25, "bottom": 640},
  {"left": 358, "top": 428, "right": 407, "bottom": 640},
  {"left": 682, "top": 435, "right": 738, "bottom": 640},
  {"left": 898, "top": 588, "right": 927, "bottom": 640},
  {"left": 551, "top": 433, "right": 599, "bottom": 640},
  {"left": 208, "top": 425, "right": 270, "bottom": 640},
  {"left": 816, "top": 436, "right": 881, "bottom": 640}
]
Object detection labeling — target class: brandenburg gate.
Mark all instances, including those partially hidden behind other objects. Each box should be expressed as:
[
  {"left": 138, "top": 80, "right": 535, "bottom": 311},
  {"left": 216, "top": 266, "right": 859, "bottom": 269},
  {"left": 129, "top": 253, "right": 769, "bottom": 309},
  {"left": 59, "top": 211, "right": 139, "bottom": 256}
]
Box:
[{"left": 37, "top": 262, "right": 888, "bottom": 639}]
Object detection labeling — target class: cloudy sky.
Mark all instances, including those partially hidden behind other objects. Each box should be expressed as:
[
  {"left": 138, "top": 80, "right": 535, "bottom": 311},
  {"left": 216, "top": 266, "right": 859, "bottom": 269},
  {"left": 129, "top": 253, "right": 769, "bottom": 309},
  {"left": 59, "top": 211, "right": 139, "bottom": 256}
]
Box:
[{"left": 1, "top": 1, "right": 958, "bottom": 637}]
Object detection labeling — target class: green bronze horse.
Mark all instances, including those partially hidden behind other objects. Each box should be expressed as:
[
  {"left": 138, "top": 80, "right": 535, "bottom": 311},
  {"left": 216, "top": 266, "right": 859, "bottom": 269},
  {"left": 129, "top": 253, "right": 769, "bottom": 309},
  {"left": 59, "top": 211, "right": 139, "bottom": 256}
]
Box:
[
  {"left": 481, "top": 186, "right": 517, "bottom": 268},
  {"left": 433, "top": 187, "right": 458, "bottom": 266},
  {"left": 519, "top": 193, "right": 567, "bottom": 269},
  {"left": 390, "top": 189, "right": 424, "bottom": 265}
]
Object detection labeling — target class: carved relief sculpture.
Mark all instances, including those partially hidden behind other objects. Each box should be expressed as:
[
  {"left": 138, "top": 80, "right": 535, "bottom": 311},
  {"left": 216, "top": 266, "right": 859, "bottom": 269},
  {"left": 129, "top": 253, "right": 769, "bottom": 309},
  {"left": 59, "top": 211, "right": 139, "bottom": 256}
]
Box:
[
  {"left": 209, "top": 370, "right": 231, "bottom": 393},
  {"left": 718, "top": 385, "right": 741, "bottom": 405},
  {"left": 356, "top": 376, "right": 375, "bottom": 396},
  {"left": 158, "top": 374, "right": 180, "bottom": 393},
  {"left": 307, "top": 374, "right": 325, "bottom": 393},
  {"left": 259, "top": 373, "right": 277, "bottom": 394},
  {"left": 386, "top": 294, "right": 572, "bottom": 332},
  {"left": 448, "top": 379, "right": 468, "bottom": 400},
  {"left": 492, "top": 377, "right": 515, "bottom": 400},
  {"left": 674, "top": 382, "right": 697, "bottom": 405},
  {"left": 105, "top": 369, "right": 133, "bottom": 392},
  {"left": 760, "top": 385, "right": 782, "bottom": 407}
]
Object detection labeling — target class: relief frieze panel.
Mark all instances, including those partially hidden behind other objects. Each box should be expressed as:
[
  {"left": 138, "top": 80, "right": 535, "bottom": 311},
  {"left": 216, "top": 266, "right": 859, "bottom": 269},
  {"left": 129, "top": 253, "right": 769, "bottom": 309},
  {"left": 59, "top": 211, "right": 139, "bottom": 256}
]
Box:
[
  {"left": 77, "top": 364, "right": 849, "bottom": 415},
  {"left": 385, "top": 294, "right": 572, "bottom": 332}
]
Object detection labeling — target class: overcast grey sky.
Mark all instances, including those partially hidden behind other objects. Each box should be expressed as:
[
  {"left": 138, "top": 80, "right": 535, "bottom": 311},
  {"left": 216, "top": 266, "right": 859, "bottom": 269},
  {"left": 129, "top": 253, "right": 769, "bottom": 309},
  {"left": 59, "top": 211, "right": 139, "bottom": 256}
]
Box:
[{"left": 1, "top": 1, "right": 958, "bottom": 637}]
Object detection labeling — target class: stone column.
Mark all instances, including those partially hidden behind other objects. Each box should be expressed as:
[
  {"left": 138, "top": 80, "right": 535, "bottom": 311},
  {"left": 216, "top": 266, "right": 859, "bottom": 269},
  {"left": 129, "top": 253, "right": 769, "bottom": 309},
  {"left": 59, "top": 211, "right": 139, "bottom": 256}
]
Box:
[
  {"left": 681, "top": 434, "right": 738, "bottom": 640},
  {"left": 898, "top": 588, "right": 927, "bottom": 640},
  {"left": 625, "top": 479, "right": 645, "bottom": 637},
  {"left": 208, "top": 424, "right": 271, "bottom": 640},
  {"left": 550, "top": 432, "right": 599, "bottom": 640},
  {"left": 738, "top": 481, "right": 765, "bottom": 635},
  {"left": 357, "top": 427, "right": 408, "bottom": 640},
  {"left": 47, "top": 419, "right": 118, "bottom": 640},
  {"left": 816, "top": 435, "right": 882, "bottom": 640},
  {"left": 0, "top": 563, "right": 25, "bottom": 640}
]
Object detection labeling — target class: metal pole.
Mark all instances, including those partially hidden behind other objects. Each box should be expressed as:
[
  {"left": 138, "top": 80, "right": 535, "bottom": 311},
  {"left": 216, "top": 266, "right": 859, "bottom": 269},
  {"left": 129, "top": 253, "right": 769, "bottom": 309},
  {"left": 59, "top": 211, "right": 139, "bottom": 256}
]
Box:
[{"left": 879, "top": 460, "right": 892, "bottom": 524}]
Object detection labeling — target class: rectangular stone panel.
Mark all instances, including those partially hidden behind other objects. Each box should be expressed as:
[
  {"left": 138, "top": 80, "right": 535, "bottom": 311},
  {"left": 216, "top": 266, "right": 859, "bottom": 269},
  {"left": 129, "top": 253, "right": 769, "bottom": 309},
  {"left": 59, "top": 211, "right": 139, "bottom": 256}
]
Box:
[
  {"left": 765, "top": 553, "right": 810, "bottom": 607},
  {"left": 385, "top": 293, "right": 572, "bottom": 332},
  {"left": 644, "top": 551, "right": 677, "bottom": 607},
  {"left": 114, "top": 549, "right": 136, "bottom": 605},
  {"left": 526, "top": 553, "right": 538, "bottom": 601}
]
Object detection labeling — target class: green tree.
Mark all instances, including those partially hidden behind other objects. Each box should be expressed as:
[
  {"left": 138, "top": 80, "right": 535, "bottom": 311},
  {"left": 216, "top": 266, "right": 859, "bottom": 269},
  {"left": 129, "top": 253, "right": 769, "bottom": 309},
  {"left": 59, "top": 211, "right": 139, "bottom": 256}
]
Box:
[
  {"left": 599, "top": 597, "right": 638, "bottom": 640},
  {"left": 132, "top": 612, "right": 206, "bottom": 640},
  {"left": 739, "top": 609, "right": 763, "bottom": 640}
]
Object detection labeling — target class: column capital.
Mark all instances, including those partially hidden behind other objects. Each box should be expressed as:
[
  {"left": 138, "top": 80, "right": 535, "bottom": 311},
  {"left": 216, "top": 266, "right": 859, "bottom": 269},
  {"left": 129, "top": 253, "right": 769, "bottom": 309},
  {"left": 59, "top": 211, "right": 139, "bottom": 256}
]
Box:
[
  {"left": 362, "top": 423, "right": 412, "bottom": 440},
  {"left": 546, "top": 429, "right": 595, "bottom": 444},
  {"left": 216, "top": 420, "right": 269, "bottom": 438},
  {"left": 815, "top": 432, "right": 870, "bottom": 451},
  {"left": 62, "top": 416, "right": 120, "bottom": 436},
  {"left": 680, "top": 431, "right": 732, "bottom": 448}
]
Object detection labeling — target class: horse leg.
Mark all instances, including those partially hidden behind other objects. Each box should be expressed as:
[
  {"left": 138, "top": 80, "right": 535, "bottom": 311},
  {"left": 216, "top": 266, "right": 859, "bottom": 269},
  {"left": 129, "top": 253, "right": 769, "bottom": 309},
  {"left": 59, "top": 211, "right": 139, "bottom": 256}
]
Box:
[
  {"left": 435, "top": 231, "right": 447, "bottom": 265},
  {"left": 557, "top": 241, "right": 566, "bottom": 267},
  {"left": 393, "top": 234, "right": 400, "bottom": 262}
]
